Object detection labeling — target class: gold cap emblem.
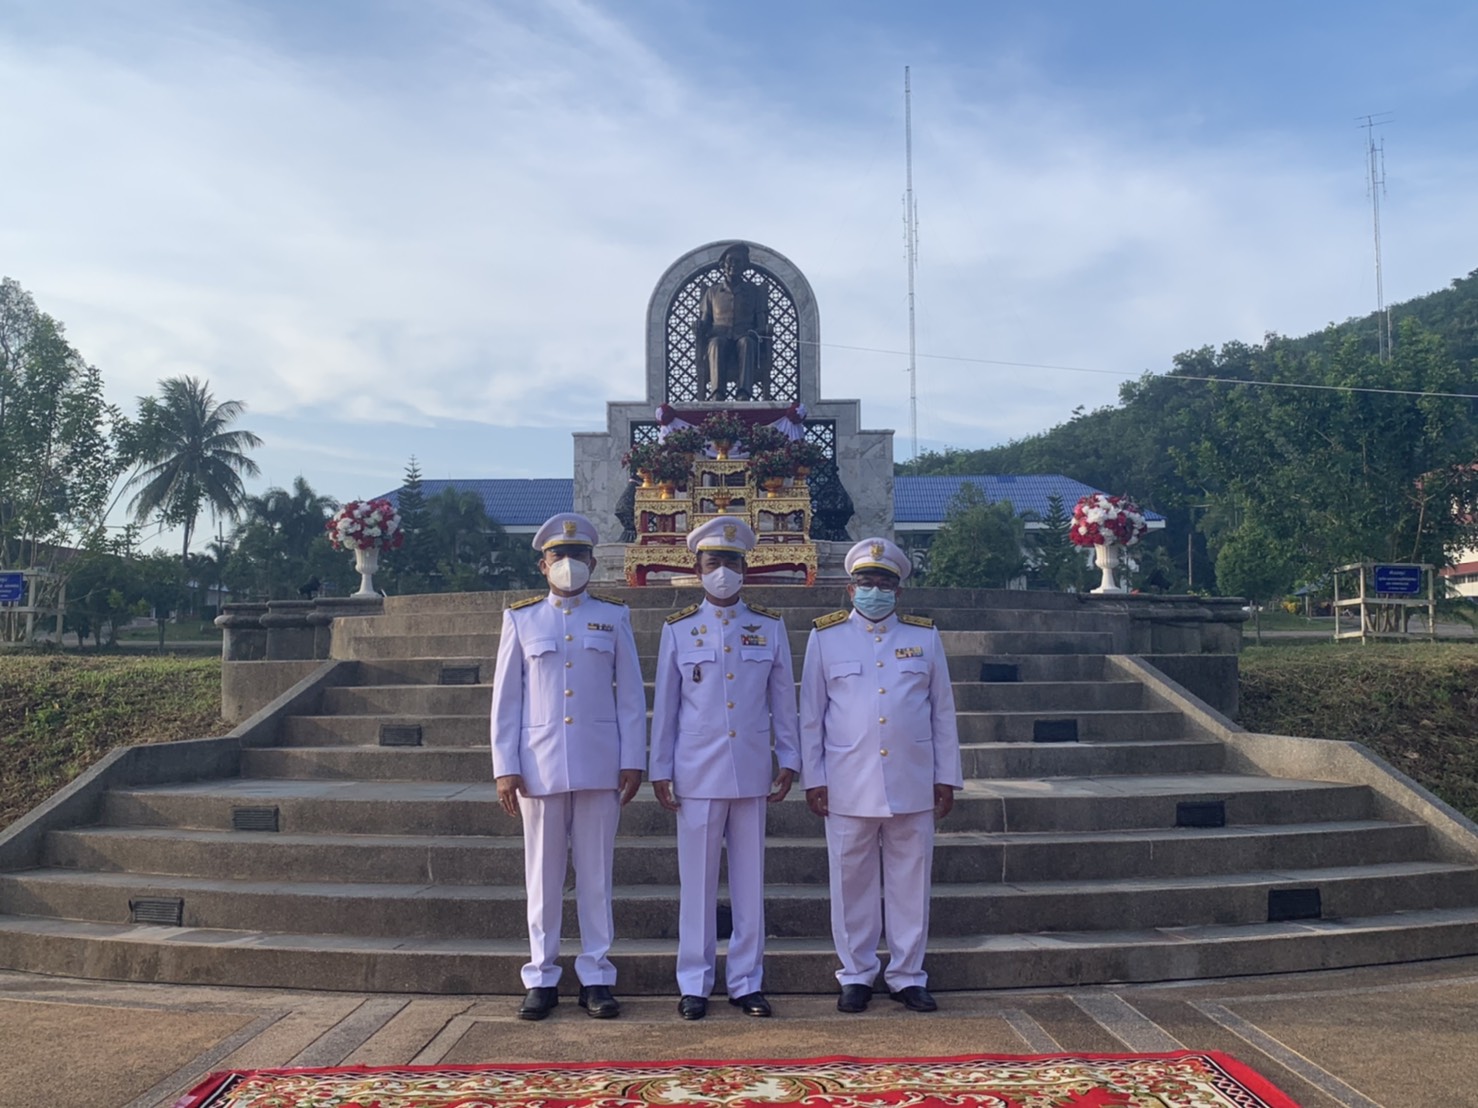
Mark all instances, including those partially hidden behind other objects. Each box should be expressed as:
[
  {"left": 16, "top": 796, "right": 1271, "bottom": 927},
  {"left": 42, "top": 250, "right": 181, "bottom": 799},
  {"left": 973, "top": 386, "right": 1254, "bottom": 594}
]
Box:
[
  {"left": 724, "top": 524, "right": 737, "bottom": 542},
  {"left": 870, "top": 541, "right": 884, "bottom": 560},
  {"left": 563, "top": 520, "right": 578, "bottom": 537}
]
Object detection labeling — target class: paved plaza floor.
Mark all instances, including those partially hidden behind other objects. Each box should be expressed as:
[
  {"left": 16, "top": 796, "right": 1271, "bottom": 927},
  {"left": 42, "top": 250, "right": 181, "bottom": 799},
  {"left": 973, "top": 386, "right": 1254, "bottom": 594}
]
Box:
[{"left": 2, "top": 956, "right": 1476, "bottom": 1107}]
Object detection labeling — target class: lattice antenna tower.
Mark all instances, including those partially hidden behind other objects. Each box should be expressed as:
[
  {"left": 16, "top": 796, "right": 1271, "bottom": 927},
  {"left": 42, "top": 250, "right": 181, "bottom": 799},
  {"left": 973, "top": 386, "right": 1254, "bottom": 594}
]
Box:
[
  {"left": 903, "top": 67, "right": 920, "bottom": 460},
  {"left": 1360, "top": 113, "right": 1394, "bottom": 361}
]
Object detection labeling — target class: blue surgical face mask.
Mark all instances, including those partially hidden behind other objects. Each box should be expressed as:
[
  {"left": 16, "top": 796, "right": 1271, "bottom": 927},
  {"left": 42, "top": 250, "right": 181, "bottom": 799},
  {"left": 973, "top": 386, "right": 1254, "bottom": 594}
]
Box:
[{"left": 852, "top": 586, "right": 896, "bottom": 620}]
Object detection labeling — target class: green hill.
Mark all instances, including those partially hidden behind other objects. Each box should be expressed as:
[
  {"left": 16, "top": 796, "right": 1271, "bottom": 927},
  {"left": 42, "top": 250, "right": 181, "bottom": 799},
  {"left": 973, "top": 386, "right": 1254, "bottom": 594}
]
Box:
[{"left": 905, "top": 268, "right": 1478, "bottom": 596}]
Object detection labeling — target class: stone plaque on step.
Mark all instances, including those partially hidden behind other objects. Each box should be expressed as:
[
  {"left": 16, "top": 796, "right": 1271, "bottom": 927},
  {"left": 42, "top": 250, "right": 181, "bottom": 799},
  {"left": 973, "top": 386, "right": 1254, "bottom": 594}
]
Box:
[
  {"left": 439, "top": 665, "right": 480, "bottom": 685},
  {"left": 979, "top": 662, "right": 1020, "bottom": 682},
  {"left": 231, "top": 806, "right": 280, "bottom": 832},
  {"left": 380, "top": 724, "right": 423, "bottom": 747},
  {"left": 1176, "top": 800, "right": 1226, "bottom": 828},
  {"left": 130, "top": 897, "right": 184, "bottom": 926},
  {"left": 1033, "top": 719, "right": 1078, "bottom": 743},
  {"left": 1268, "top": 887, "right": 1322, "bottom": 921}
]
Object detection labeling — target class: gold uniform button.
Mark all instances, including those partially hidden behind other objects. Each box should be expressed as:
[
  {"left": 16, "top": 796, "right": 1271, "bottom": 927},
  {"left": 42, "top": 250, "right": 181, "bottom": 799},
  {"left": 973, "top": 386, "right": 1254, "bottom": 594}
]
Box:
[
  {"left": 879, "top": 688, "right": 886, "bottom": 694},
  {"left": 563, "top": 716, "right": 573, "bottom": 724},
  {"left": 565, "top": 634, "right": 573, "bottom": 641},
  {"left": 880, "top": 748, "right": 889, "bottom": 756},
  {"left": 726, "top": 701, "right": 735, "bottom": 709},
  {"left": 879, "top": 716, "right": 887, "bottom": 724},
  {"left": 726, "top": 672, "right": 734, "bottom": 680},
  {"left": 874, "top": 635, "right": 882, "bottom": 642},
  {"left": 565, "top": 661, "right": 572, "bottom": 669},
  {"left": 876, "top": 661, "right": 884, "bottom": 668},
  {"left": 728, "top": 729, "right": 736, "bottom": 737},
  {"left": 865, "top": 624, "right": 874, "bottom": 632},
  {"left": 724, "top": 645, "right": 732, "bottom": 653},
  {"left": 565, "top": 689, "right": 573, "bottom": 697}
]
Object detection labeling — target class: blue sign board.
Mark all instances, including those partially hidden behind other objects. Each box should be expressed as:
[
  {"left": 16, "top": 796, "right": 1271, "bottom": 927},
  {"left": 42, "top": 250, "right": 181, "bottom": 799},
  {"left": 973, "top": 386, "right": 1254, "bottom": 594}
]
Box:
[
  {"left": 1373, "top": 564, "right": 1423, "bottom": 595},
  {"left": 0, "top": 572, "right": 23, "bottom": 604}
]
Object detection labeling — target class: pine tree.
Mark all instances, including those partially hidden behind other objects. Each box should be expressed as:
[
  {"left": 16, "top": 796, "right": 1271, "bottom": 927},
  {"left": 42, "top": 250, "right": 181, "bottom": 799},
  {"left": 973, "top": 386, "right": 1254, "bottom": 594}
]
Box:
[{"left": 388, "top": 456, "right": 432, "bottom": 591}]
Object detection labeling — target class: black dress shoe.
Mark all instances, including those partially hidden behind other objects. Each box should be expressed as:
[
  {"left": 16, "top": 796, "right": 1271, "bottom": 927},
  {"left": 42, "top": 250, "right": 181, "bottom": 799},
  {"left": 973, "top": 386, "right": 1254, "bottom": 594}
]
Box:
[
  {"left": 837, "top": 984, "right": 872, "bottom": 1013},
  {"left": 578, "top": 984, "right": 620, "bottom": 1019},
  {"left": 678, "top": 994, "right": 708, "bottom": 1020},
  {"left": 889, "top": 985, "right": 938, "bottom": 1012},
  {"left": 729, "top": 991, "right": 772, "bottom": 1017},
  {"left": 518, "top": 986, "right": 559, "bottom": 1021}
]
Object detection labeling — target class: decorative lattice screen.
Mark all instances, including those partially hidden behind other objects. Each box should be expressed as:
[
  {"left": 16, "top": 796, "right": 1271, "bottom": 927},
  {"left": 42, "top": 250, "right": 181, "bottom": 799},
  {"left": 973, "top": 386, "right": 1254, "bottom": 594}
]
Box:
[
  {"left": 630, "top": 419, "right": 832, "bottom": 460},
  {"left": 665, "top": 264, "right": 800, "bottom": 403}
]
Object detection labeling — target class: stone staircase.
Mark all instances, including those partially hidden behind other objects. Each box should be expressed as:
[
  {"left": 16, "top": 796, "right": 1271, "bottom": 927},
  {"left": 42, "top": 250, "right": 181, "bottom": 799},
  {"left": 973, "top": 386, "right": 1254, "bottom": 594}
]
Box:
[{"left": 2, "top": 587, "right": 1477, "bottom": 994}]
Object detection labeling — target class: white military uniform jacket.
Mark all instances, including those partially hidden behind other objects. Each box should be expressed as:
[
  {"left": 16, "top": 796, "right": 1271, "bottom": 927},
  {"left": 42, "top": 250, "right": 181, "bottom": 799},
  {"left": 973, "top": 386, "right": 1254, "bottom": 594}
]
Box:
[
  {"left": 649, "top": 598, "right": 802, "bottom": 797},
  {"left": 799, "top": 607, "right": 963, "bottom": 817},
  {"left": 490, "top": 591, "right": 647, "bottom": 796}
]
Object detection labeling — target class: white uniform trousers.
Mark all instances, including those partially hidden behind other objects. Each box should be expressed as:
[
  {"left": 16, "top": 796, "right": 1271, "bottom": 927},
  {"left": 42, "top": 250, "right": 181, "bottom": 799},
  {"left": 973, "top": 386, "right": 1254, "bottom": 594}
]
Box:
[
  {"left": 825, "top": 809, "right": 935, "bottom": 991},
  {"left": 675, "top": 796, "right": 767, "bottom": 998},
  {"left": 518, "top": 788, "right": 620, "bottom": 989}
]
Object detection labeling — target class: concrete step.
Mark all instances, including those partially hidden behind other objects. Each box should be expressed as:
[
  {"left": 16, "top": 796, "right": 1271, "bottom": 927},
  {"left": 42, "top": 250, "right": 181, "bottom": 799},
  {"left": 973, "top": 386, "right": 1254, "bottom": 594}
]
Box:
[
  {"left": 954, "top": 709, "right": 1185, "bottom": 743},
  {"left": 244, "top": 737, "right": 1222, "bottom": 783},
  {"left": 379, "top": 585, "right": 1108, "bottom": 617},
  {"left": 6, "top": 860, "right": 1472, "bottom": 942},
  {"left": 342, "top": 653, "right": 1113, "bottom": 685},
  {"left": 3, "top": 905, "right": 1476, "bottom": 993},
  {"left": 331, "top": 626, "right": 1119, "bottom": 663},
  {"left": 279, "top": 715, "right": 489, "bottom": 748},
  {"left": 43, "top": 820, "right": 1432, "bottom": 888},
  {"left": 317, "top": 679, "right": 1145, "bottom": 716},
  {"left": 95, "top": 775, "right": 1379, "bottom": 837},
  {"left": 347, "top": 606, "right": 1125, "bottom": 638}
]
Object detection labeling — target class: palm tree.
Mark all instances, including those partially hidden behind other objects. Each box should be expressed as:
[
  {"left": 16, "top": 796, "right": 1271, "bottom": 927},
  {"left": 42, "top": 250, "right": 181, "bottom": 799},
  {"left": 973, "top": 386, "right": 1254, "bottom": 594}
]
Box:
[{"left": 124, "top": 376, "right": 263, "bottom": 570}]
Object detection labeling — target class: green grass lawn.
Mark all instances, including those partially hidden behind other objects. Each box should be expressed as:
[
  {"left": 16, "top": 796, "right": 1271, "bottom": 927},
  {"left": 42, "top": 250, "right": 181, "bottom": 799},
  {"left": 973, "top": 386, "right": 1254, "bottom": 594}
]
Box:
[
  {"left": 0, "top": 654, "right": 222, "bottom": 827},
  {"left": 1239, "top": 641, "right": 1478, "bottom": 821}
]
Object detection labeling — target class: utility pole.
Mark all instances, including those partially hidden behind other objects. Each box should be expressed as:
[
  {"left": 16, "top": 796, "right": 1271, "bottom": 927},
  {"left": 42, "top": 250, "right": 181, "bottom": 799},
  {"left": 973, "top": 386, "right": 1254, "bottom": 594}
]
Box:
[
  {"left": 904, "top": 67, "right": 920, "bottom": 461},
  {"left": 1359, "top": 113, "right": 1393, "bottom": 360}
]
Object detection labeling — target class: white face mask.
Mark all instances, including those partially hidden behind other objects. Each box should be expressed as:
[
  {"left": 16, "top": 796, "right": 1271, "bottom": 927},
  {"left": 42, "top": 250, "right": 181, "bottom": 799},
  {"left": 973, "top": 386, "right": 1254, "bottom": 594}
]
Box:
[
  {"left": 546, "top": 557, "right": 590, "bottom": 592},
  {"left": 701, "top": 566, "right": 743, "bottom": 600}
]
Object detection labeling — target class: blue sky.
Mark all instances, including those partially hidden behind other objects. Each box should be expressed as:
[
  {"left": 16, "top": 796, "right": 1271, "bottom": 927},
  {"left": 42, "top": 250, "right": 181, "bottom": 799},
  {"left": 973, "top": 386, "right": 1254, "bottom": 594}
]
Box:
[{"left": 4, "top": 0, "right": 1477, "bottom": 548}]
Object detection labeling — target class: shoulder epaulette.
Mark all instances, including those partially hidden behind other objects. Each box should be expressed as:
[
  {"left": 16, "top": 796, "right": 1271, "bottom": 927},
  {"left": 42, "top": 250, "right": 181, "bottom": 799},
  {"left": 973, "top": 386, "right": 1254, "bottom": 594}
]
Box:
[
  {"left": 746, "top": 602, "right": 782, "bottom": 619},
  {"left": 507, "top": 595, "right": 543, "bottom": 610},
  {"left": 899, "top": 613, "right": 935, "bottom": 628},
  {"left": 587, "top": 592, "right": 627, "bottom": 606},
  {"left": 813, "top": 609, "right": 850, "bottom": 630},
  {"left": 666, "top": 602, "right": 701, "bottom": 624}
]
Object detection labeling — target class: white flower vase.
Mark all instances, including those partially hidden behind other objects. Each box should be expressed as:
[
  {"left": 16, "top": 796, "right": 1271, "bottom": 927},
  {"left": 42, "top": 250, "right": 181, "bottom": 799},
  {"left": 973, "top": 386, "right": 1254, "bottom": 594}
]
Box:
[
  {"left": 1092, "top": 541, "right": 1126, "bottom": 594},
  {"left": 352, "top": 545, "right": 380, "bottom": 598}
]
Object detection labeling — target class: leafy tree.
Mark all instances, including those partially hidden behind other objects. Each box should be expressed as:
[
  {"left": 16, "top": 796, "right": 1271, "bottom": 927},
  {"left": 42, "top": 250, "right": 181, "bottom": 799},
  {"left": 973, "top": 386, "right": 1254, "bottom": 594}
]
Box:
[
  {"left": 924, "top": 483, "right": 1028, "bottom": 589},
  {"left": 385, "top": 456, "right": 434, "bottom": 592},
  {"left": 1028, "top": 493, "right": 1084, "bottom": 590},
  {"left": 0, "top": 280, "right": 128, "bottom": 565},
  {"left": 124, "top": 376, "right": 263, "bottom": 572},
  {"left": 134, "top": 549, "right": 186, "bottom": 653},
  {"left": 1214, "top": 521, "right": 1294, "bottom": 645},
  {"left": 227, "top": 476, "right": 340, "bottom": 600}
]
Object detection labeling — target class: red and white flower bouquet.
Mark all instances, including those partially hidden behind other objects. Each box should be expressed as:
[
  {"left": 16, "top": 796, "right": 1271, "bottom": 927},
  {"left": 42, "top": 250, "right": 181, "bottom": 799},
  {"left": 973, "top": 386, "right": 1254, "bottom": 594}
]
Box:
[
  {"left": 1069, "top": 493, "right": 1148, "bottom": 548},
  {"left": 326, "top": 498, "right": 405, "bottom": 552}
]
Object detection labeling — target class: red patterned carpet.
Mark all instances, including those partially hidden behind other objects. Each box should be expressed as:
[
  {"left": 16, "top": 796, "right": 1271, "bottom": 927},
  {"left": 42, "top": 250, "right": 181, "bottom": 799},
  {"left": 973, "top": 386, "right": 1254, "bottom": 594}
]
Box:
[{"left": 175, "top": 1052, "right": 1300, "bottom": 1107}]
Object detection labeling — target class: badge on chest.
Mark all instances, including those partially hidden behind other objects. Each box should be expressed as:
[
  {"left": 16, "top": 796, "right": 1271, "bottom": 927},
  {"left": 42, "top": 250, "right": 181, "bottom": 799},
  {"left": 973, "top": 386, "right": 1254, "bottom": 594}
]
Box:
[
  {"left": 588, "top": 622, "right": 614, "bottom": 632},
  {"left": 895, "top": 645, "right": 923, "bottom": 659}
]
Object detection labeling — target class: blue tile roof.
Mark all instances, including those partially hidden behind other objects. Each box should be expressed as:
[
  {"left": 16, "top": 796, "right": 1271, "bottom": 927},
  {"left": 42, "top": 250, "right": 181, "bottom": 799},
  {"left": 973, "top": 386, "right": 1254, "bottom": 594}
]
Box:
[
  {"left": 893, "top": 475, "right": 1165, "bottom": 524},
  {"left": 383, "top": 479, "right": 574, "bottom": 528},
  {"left": 383, "top": 475, "right": 1162, "bottom": 528}
]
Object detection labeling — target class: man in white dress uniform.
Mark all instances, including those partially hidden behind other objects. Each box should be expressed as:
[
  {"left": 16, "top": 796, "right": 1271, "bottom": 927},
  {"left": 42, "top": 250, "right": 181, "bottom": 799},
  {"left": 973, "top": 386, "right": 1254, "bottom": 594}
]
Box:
[
  {"left": 491, "top": 512, "right": 647, "bottom": 1020},
  {"left": 798, "top": 537, "right": 963, "bottom": 1014},
  {"left": 649, "top": 517, "right": 801, "bottom": 1020}
]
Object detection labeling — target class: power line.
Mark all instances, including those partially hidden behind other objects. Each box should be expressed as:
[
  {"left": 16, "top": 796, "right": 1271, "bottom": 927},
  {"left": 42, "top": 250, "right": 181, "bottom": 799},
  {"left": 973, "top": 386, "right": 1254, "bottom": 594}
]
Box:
[{"left": 808, "top": 339, "right": 1478, "bottom": 402}]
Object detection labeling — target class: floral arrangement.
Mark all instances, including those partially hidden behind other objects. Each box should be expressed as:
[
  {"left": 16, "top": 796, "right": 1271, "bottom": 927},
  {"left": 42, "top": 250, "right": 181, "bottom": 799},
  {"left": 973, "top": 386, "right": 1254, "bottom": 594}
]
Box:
[
  {"left": 742, "top": 423, "right": 788, "bottom": 456},
  {"left": 663, "top": 427, "right": 707, "bottom": 457},
  {"left": 749, "top": 449, "right": 794, "bottom": 483},
  {"left": 649, "top": 445, "right": 692, "bottom": 485},
  {"left": 327, "top": 498, "right": 404, "bottom": 552},
  {"left": 1070, "top": 493, "right": 1148, "bottom": 547},
  {"left": 787, "top": 439, "right": 827, "bottom": 472},
  {"left": 621, "top": 441, "right": 660, "bottom": 473},
  {"left": 700, "top": 410, "right": 747, "bottom": 447}
]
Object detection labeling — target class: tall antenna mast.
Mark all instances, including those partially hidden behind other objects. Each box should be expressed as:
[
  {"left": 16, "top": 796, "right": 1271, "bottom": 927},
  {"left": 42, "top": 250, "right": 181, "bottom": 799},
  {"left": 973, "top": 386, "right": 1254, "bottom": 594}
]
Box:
[
  {"left": 1360, "top": 113, "right": 1393, "bottom": 360},
  {"left": 904, "top": 67, "right": 920, "bottom": 460}
]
